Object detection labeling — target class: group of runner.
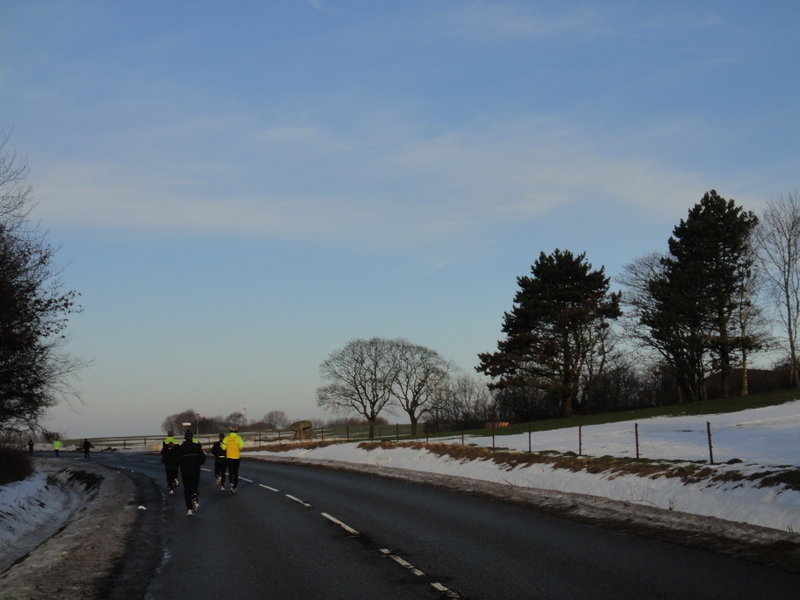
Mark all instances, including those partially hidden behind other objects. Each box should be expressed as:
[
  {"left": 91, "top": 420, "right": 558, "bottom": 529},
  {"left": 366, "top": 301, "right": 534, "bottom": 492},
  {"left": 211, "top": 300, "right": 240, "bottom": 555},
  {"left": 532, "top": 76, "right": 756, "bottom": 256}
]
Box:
[{"left": 160, "top": 426, "right": 245, "bottom": 516}]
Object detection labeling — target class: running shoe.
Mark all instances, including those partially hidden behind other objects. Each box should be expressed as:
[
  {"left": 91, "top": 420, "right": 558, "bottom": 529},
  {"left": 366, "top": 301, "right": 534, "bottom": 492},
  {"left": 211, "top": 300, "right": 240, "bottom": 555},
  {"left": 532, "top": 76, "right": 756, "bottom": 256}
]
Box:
[
  {"left": 187, "top": 509, "right": 193, "bottom": 516},
  {"left": 231, "top": 486, "right": 237, "bottom": 494},
  {"left": 192, "top": 497, "right": 200, "bottom": 512}
]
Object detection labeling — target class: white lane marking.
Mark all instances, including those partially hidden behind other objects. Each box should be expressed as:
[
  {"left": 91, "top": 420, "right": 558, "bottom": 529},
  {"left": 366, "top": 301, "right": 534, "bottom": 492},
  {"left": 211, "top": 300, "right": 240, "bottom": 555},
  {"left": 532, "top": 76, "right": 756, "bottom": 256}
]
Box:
[
  {"left": 285, "top": 494, "right": 312, "bottom": 507},
  {"left": 259, "top": 483, "right": 279, "bottom": 492},
  {"left": 321, "top": 512, "right": 360, "bottom": 535},
  {"left": 240, "top": 477, "right": 253, "bottom": 482},
  {"left": 431, "top": 582, "right": 460, "bottom": 597},
  {"left": 380, "top": 548, "right": 459, "bottom": 597},
  {"left": 380, "top": 549, "right": 426, "bottom": 577}
]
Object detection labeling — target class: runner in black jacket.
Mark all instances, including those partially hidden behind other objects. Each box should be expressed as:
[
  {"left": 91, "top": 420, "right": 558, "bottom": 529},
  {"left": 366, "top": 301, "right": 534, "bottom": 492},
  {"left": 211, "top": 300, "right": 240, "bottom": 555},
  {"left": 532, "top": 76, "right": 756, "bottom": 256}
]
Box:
[
  {"left": 177, "top": 429, "right": 206, "bottom": 516},
  {"left": 161, "top": 441, "right": 180, "bottom": 494}
]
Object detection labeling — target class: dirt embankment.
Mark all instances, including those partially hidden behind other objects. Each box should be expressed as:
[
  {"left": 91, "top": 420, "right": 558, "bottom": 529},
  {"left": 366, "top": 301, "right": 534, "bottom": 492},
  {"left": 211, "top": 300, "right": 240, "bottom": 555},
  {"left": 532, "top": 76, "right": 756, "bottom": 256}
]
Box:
[{"left": 0, "top": 460, "right": 140, "bottom": 600}]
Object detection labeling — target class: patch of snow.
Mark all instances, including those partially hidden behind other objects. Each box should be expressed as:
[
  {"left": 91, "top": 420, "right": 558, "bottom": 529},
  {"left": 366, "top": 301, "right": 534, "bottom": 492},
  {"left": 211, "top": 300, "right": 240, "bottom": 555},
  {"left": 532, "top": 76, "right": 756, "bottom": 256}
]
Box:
[{"left": 252, "top": 400, "right": 800, "bottom": 532}]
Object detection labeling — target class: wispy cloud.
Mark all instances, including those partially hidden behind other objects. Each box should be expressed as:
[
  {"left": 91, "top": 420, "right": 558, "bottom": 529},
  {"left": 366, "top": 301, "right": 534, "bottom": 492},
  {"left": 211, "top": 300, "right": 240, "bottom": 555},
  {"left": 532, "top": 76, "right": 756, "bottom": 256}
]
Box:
[
  {"left": 435, "top": 2, "right": 612, "bottom": 40},
  {"left": 33, "top": 109, "right": 711, "bottom": 249}
]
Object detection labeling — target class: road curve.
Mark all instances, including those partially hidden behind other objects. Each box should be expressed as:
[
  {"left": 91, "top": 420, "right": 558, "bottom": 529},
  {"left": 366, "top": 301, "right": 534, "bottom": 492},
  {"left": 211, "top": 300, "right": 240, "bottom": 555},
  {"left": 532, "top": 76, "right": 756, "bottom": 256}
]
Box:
[{"left": 83, "top": 452, "right": 800, "bottom": 600}]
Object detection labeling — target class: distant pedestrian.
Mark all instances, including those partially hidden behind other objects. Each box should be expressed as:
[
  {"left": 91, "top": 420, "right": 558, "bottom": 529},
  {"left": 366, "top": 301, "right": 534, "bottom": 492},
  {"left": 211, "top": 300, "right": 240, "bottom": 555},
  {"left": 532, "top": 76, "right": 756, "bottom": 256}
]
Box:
[
  {"left": 53, "top": 439, "right": 62, "bottom": 457},
  {"left": 28, "top": 439, "right": 34, "bottom": 454},
  {"left": 161, "top": 441, "right": 180, "bottom": 494},
  {"left": 211, "top": 433, "right": 227, "bottom": 490},
  {"left": 177, "top": 428, "right": 206, "bottom": 516},
  {"left": 222, "top": 426, "right": 245, "bottom": 494},
  {"left": 82, "top": 439, "right": 92, "bottom": 460}
]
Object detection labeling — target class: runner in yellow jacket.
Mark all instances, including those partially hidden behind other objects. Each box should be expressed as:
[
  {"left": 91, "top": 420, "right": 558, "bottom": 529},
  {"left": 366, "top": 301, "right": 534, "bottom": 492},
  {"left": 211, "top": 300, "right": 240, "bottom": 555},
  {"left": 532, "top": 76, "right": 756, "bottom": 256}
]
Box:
[{"left": 221, "top": 426, "right": 245, "bottom": 494}]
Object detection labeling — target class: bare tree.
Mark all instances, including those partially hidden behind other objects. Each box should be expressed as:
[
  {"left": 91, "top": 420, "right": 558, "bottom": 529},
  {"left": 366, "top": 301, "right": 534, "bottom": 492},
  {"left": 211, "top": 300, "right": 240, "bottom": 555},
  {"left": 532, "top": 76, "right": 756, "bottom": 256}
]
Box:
[
  {"left": 0, "top": 132, "right": 88, "bottom": 432},
  {"left": 317, "top": 338, "right": 398, "bottom": 439},
  {"left": 429, "top": 372, "right": 493, "bottom": 430},
  {"left": 263, "top": 409, "right": 289, "bottom": 429},
  {"left": 388, "top": 339, "right": 453, "bottom": 435},
  {"left": 0, "top": 131, "right": 34, "bottom": 227},
  {"left": 755, "top": 190, "right": 800, "bottom": 388},
  {"left": 225, "top": 411, "right": 248, "bottom": 430},
  {"left": 161, "top": 409, "right": 199, "bottom": 435}
]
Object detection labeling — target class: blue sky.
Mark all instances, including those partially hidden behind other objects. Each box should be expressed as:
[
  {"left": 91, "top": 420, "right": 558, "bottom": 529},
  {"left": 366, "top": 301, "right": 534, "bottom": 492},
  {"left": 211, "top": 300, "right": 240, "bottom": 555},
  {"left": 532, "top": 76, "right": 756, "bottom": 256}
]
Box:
[{"left": 2, "top": 1, "right": 798, "bottom": 437}]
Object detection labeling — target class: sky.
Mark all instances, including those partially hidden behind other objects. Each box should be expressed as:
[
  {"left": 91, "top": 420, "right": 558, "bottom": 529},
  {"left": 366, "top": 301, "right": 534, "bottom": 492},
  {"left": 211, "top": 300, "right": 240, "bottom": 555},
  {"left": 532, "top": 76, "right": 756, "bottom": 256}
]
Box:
[{"left": 1, "top": 1, "right": 799, "bottom": 437}]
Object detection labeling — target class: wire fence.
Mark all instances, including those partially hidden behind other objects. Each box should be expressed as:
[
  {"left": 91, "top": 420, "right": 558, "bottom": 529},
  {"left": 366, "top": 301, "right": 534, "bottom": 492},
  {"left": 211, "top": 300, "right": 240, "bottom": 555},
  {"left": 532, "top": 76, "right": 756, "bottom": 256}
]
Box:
[{"left": 44, "top": 416, "right": 796, "bottom": 467}]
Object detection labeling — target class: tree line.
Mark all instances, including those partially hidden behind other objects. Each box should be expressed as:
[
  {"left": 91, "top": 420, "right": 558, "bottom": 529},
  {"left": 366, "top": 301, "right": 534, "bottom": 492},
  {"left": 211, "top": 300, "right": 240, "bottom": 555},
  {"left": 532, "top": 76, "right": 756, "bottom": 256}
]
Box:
[
  {"left": 161, "top": 408, "right": 294, "bottom": 435},
  {"left": 317, "top": 190, "right": 800, "bottom": 434}
]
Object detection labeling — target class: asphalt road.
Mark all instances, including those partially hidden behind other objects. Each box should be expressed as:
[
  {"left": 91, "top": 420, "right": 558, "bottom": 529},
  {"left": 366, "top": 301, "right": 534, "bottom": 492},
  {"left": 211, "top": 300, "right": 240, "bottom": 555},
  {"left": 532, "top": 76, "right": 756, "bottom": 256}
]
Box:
[{"left": 91, "top": 452, "right": 800, "bottom": 600}]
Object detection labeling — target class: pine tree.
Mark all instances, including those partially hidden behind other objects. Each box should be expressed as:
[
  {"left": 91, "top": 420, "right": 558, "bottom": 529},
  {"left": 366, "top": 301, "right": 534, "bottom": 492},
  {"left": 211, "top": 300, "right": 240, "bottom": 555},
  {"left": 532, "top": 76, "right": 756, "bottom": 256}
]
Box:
[
  {"left": 642, "top": 191, "right": 758, "bottom": 400},
  {"left": 477, "top": 249, "right": 621, "bottom": 417}
]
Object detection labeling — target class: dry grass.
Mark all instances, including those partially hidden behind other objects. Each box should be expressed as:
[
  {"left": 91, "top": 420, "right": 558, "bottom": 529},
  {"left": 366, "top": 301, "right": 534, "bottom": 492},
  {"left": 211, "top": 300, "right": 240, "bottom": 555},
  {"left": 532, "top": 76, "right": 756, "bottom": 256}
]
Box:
[
  {"left": 251, "top": 438, "right": 800, "bottom": 492},
  {"left": 414, "top": 443, "right": 800, "bottom": 491}
]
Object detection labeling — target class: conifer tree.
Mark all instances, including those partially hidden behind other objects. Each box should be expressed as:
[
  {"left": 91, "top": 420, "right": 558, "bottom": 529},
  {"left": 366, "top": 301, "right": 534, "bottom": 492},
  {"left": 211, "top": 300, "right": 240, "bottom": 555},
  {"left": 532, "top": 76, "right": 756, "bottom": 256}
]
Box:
[
  {"left": 641, "top": 191, "right": 758, "bottom": 400},
  {"left": 477, "top": 249, "right": 621, "bottom": 417}
]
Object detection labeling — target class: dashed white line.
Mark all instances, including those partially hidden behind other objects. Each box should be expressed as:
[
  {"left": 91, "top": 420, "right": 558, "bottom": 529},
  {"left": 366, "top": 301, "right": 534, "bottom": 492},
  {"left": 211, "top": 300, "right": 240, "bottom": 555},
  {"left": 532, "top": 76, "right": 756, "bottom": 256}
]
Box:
[
  {"left": 431, "top": 581, "right": 460, "bottom": 598},
  {"left": 250, "top": 480, "right": 461, "bottom": 596},
  {"left": 285, "top": 494, "right": 312, "bottom": 507},
  {"left": 379, "top": 548, "right": 460, "bottom": 597},
  {"left": 321, "top": 512, "right": 360, "bottom": 535}
]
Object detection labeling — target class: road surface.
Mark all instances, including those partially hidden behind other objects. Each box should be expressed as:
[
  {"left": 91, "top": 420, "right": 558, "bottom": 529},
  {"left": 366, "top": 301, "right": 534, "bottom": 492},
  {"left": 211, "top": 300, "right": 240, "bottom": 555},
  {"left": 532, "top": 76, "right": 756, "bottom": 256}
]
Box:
[{"left": 91, "top": 452, "right": 800, "bottom": 600}]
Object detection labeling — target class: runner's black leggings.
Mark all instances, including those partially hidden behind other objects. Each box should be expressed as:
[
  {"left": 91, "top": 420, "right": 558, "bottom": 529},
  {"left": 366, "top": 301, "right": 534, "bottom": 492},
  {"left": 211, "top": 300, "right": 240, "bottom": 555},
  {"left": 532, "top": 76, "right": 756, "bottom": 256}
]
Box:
[
  {"left": 215, "top": 459, "right": 227, "bottom": 485},
  {"left": 227, "top": 458, "right": 240, "bottom": 488},
  {"left": 165, "top": 465, "right": 179, "bottom": 489},
  {"left": 181, "top": 470, "right": 201, "bottom": 509}
]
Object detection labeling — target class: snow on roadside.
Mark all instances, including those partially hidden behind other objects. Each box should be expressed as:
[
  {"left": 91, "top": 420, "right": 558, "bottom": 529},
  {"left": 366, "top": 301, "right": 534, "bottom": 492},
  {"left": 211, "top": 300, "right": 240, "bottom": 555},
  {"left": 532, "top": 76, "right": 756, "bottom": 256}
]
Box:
[
  {"left": 0, "top": 461, "right": 87, "bottom": 572},
  {"left": 251, "top": 400, "right": 800, "bottom": 533}
]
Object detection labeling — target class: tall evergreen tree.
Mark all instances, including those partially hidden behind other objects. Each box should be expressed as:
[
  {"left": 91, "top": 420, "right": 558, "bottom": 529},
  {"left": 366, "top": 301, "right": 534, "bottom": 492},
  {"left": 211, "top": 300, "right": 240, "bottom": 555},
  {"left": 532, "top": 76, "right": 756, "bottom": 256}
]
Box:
[
  {"left": 641, "top": 191, "right": 758, "bottom": 401},
  {"left": 477, "top": 249, "right": 621, "bottom": 418}
]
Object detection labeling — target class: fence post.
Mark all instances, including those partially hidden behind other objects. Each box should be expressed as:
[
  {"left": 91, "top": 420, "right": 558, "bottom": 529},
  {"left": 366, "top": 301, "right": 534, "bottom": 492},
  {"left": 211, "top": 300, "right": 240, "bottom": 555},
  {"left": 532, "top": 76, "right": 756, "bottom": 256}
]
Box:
[
  {"left": 461, "top": 422, "right": 465, "bottom": 446},
  {"left": 321, "top": 426, "right": 325, "bottom": 442},
  {"left": 578, "top": 425, "right": 582, "bottom": 456},
  {"left": 346, "top": 425, "right": 349, "bottom": 442},
  {"left": 706, "top": 422, "right": 714, "bottom": 465},
  {"left": 491, "top": 423, "right": 495, "bottom": 450},
  {"left": 635, "top": 423, "right": 640, "bottom": 460},
  {"left": 528, "top": 423, "right": 532, "bottom": 453},
  {"left": 396, "top": 423, "right": 399, "bottom": 442}
]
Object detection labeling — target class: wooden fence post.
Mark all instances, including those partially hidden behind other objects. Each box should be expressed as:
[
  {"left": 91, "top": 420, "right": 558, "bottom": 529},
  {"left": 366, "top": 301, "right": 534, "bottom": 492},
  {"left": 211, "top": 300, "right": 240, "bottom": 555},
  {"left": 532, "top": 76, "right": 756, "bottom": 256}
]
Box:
[
  {"left": 527, "top": 423, "right": 532, "bottom": 453},
  {"left": 707, "top": 422, "right": 714, "bottom": 464}
]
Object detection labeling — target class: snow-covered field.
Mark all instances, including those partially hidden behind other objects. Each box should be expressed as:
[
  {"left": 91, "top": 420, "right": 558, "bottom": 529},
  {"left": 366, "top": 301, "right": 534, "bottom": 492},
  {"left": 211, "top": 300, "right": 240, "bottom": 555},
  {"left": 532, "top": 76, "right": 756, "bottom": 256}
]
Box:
[{"left": 250, "top": 400, "right": 800, "bottom": 532}]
